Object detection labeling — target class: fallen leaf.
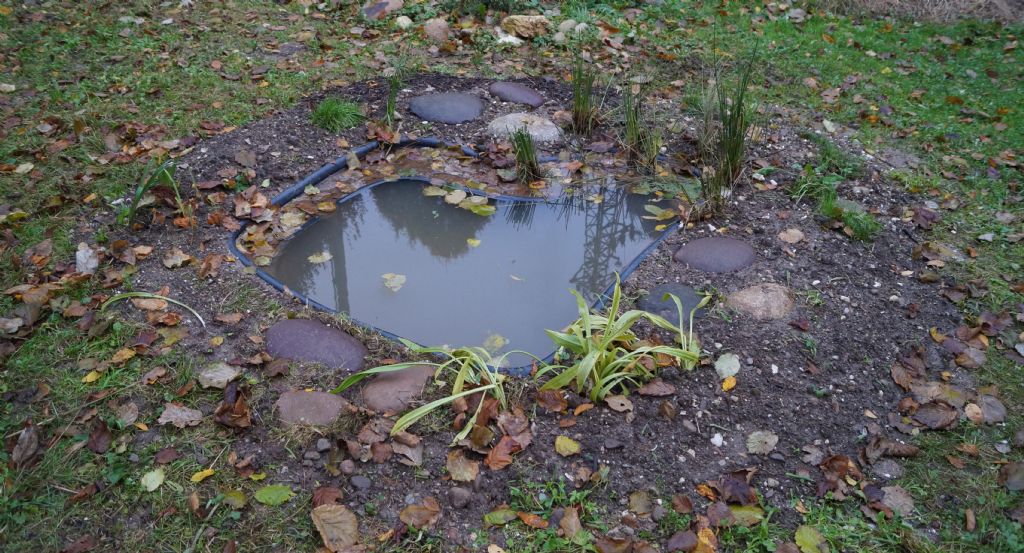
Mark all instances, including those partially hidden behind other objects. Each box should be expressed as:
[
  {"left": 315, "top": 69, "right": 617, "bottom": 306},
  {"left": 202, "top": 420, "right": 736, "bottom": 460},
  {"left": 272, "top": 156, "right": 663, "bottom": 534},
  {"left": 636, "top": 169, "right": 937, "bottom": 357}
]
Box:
[
  {"left": 446, "top": 449, "right": 480, "bottom": 482},
  {"left": 604, "top": 395, "right": 633, "bottom": 412},
  {"left": 157, "top": 403, "right": 203, "bottom": 428},
  {"left": 191, "top": 468, "right": 215, "bottom": 483},
  {"left": 778, "top": 228, "right": 805, "bottom": 244},
  {"left": 554, "top": 435, "right": 581, "bottom": 456},
  {"left": 311, "top": 504, "right": 359, "bottom": 551},
  {"left": 162, "top": 247, "right": 195, "bottom": 269},
  {"left": 141, "top": 468, "right": 165, "bottom": 492},
  {"left": 794, "top": 525, "right": 829, "bottom": 553},
  {"left": 746, "top": 431, "right": 779, "bottom": 455},
  {"left": 715, "top": 353, "right": 740, "bottom": 379},
  {"left": 399, "top": 496, "right": 441, "bottom": 528},
  {"left": 254, "top": 484, "right": 295, "bottom": 506}
]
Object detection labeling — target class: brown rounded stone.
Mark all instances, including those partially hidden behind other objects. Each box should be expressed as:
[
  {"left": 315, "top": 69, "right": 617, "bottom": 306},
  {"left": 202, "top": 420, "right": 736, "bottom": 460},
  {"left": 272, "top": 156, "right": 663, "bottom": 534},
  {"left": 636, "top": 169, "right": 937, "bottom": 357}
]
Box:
[
  {"left": 673, "top": 237, "right": 756, "bottom": 273},
  {"left": 488, "top": 82, "right": 544, "bottom": 108},
  {"left": 266, "top": 319, "right": 367, "bottom": 372},
  {"left": 726, "top": 283, "right": 795, "bottom": 320},
  {"left": 360, "top": 364, "right": 435, "bottom": 414},
  {"left": 275, "top": 390, "right": 346, "bottom": 426}
]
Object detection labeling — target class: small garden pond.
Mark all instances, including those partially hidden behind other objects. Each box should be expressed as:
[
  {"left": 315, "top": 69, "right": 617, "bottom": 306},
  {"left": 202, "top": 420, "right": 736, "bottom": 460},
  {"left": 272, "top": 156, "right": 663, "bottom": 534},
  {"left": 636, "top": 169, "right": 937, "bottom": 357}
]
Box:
[{"left": 263, "top": 179, "right": 666, "bottom": 365}]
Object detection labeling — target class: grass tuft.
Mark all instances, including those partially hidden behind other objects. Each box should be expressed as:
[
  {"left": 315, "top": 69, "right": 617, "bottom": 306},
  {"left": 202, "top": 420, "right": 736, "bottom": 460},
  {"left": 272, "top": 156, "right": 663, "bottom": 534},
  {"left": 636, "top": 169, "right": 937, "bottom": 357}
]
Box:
[
  {"left": 571, "top": 58, "right": 598, "bottom": 135},
  {"left": 311, "top": 97, "right": 364, "bottom": 133},
  {"left": 510, "top": 127, "right": 543, "bottom": 184}
]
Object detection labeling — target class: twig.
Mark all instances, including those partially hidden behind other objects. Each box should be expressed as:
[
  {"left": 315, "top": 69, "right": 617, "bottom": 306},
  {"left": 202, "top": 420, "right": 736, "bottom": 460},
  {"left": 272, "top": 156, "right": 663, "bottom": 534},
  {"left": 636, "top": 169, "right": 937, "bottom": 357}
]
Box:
[{"left": 101, "top": 292, "right": 206, "bottom": 328}]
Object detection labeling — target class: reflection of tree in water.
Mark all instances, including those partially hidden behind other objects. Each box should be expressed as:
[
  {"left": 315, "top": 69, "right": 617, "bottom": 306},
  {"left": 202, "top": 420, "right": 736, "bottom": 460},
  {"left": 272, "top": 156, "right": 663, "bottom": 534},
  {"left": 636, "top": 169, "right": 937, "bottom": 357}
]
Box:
[
  {"left": 373, "top": 181, "right": 491, "bottom": 260},
  {"left": 566, "top": 187, "right": 660, "bottom": 301},
  {"left": 267, "top": 192, "right": 368, "bottom": 313}
]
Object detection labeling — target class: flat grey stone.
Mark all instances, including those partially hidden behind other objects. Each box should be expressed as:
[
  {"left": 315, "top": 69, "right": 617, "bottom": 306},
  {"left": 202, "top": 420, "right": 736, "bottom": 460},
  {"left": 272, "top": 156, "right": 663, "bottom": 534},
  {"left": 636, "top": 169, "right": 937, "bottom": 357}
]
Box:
[
  {"left": 408, "top": 93, "right": 484, "bottom": 124},
  {"left": 275, "top": 390, "right": 346, "bottom": 426},
  {"left": 488, "top": 112, "right": 562, "bottom": 143},
  {"left": 488, "top": 82, "right": 544, "bottom": 107},
  {"left": 637, "top": 283, "right": 706, "bottom": 325},
  {"left": 361, "top": 364, "right": 435, "bottom": 414},
  {"left": 726, "top": 283, "right": 795, "bottom": 320},
  {"left": 673, "top": 237, "right": 756, "bottom": 273},
  {"left": 266, "top": 319, "right": 367, "bottom": 372},
  {"left": 351, "top": 475, "right": 371, "bottom": 491}
]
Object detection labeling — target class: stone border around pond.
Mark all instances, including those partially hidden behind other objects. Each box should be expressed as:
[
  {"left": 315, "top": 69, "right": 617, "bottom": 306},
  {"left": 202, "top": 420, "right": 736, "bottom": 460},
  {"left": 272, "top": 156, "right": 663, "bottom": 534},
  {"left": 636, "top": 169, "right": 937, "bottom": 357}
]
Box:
[{"left": 226, "top": 136, "right": 680, "bottom": 376}]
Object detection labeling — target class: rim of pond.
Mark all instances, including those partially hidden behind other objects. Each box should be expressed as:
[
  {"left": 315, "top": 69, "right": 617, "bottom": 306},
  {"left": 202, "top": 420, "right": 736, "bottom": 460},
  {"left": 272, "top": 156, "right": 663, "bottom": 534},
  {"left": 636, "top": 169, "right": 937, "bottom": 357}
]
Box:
[{"left": 228, "top": 137, "right": 678, "bottom": 376}]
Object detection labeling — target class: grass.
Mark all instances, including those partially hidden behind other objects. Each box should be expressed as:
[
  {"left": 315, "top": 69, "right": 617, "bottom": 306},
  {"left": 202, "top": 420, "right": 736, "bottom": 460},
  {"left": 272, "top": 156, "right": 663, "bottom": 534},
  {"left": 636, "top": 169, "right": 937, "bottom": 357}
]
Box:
[
  {"left": 1, "top": 1, "right": 1022, "bottom": 551},
  {"left": 510, "top": 127, "right": 543, "bottom": 184},
  {"left": 792, "top": 138, "right": 882, "bottom": 241},
  {"left": 310, "top": 97, "right": 364, "bottom": 133},
  {"left": 697, "top": 48, "right": 758, "bottom": 213},
  {"left": 570, "top": 58, "right": 598, "bottom": 135},
  {"left": 621, "top": 81, "right": 661, "bottom": 172}
]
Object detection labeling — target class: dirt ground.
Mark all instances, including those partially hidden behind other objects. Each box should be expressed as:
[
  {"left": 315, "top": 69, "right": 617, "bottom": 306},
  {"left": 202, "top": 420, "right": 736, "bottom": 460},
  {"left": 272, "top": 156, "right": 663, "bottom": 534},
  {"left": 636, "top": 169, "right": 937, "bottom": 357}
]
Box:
[{"left": 71, "top": 73, "right": 979, "bottom": 549}]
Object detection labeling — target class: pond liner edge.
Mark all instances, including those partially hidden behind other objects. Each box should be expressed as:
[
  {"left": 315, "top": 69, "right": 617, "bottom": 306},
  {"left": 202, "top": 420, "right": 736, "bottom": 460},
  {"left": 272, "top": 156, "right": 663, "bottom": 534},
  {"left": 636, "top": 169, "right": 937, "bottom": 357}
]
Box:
[{"left": 227, "top": 136, "right": 679, "bottom": 377}]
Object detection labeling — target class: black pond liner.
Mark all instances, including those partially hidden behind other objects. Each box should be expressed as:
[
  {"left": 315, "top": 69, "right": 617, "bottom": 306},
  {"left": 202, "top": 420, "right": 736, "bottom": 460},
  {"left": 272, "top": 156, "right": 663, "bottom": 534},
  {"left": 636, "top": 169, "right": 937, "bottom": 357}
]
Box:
[{"left": 228, "top": 137, "right": 677, "bottom": 376}]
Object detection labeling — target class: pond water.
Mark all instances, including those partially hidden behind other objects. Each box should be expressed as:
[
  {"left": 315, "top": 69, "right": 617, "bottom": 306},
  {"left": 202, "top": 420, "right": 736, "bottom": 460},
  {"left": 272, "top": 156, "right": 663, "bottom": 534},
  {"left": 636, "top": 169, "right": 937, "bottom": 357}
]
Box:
[{"left": 264, "top": 179, "right": 664, "bottom": 366}]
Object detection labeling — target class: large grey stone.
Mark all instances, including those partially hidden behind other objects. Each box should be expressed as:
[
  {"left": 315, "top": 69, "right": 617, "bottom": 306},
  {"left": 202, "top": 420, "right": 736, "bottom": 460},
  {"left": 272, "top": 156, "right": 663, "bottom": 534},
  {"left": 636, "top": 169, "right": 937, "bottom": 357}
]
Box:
[
  {"left": 408, "top": 93, "right": 484, "bottom": 124},
  {"left": 488, "top": 113, "right": 562, "bottom": 143},
  {"left": 488, "top": 82, "right": 544, "bottom": 108},
  {"left": 673, "top": 237, "right": 756, "bottom": 273},
  {"left": 637, "top": 283, "right": 706, "bottom": 325},
  {"left": 275, "top": 390, "right": 346, "bottom": 426},
  {"left": 266, "top": 319, "right": 367, "bottom": 372},
  {"left": 361, "top": 364, "right": 435, "bottom": 414},
  {"left": 726, "top": 283, "right": 794, "bottom": 320}
]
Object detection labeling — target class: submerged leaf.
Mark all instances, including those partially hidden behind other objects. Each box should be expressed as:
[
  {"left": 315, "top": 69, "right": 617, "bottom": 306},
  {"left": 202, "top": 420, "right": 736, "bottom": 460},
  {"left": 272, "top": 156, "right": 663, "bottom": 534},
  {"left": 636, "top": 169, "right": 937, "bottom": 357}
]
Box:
[{"left": 382, "top": 273, "right": 407, "bottom": 292}]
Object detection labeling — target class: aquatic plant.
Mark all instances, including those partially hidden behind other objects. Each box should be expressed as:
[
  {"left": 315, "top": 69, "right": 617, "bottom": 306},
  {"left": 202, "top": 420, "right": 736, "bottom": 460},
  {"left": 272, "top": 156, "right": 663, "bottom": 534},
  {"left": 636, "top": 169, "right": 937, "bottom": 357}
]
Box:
[
  {"left": 535, "top": 276, "right": 705, "bottom": 402},
  {"left": 510, "top": 127, "right": 543, "bottom": 184},
  {"left": 571, "top": 58, "right": 598, "bottom": 135}
]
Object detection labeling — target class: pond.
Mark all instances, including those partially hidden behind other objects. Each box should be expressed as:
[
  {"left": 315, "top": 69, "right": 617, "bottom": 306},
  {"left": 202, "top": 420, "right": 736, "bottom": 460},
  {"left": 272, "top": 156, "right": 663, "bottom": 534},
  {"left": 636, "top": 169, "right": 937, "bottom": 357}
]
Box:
[{"left": 262, "top": 179, "right": 667, "bottom": 366}]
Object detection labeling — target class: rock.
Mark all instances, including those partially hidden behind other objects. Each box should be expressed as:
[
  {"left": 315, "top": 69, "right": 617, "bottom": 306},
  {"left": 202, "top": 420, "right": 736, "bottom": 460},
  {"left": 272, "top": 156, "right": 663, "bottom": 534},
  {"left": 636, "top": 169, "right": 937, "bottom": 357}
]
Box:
[
  {"left": 558, "top": 19, "right": 578, "bottom": 33},
  {"left": 673, "top": 237, "right": 756, "bottom": 273},
  {"left": 871, "top": 459, "right": 904, "bottom": 480},
  {"left": 275, "top": 390, "right": 347, "bottom": 426},
  {"left": 316, "top": 438, "right": 332, "bottom": 452},
  {"left": 361, "top": 364, "right": 435, "bottom": 414},
  {"left": 304, "top": 451, "right": 321, "bottom": 461},
  {"left": 726, "top": 284, "right": 795, "bottom": 321},
  {"left": 449, "top": 487, "right": 472, "bottom": 509},
  {"left": 496, "top": 30, "right": 525, "bottom": 45},
  {"left": 408, "top": 93, "right": 484, "bottom": 124},
  {"left": 197, "top": 362, "right": 241, "bottom": 389},
  {"left": 423, "top": 17, "right": 449, "bottom": 42},
  {"left": 488, "top": 82, "right": 544, "bottom": 108},
  {"left": 362, "top": 0, "right": 403, "bottom": 20},
  {"left": 666, "top": 530, "right": 697, "bottom": 552},
  {"left": 266, "top": 319, "right": 368, "bottom": 372},
  {"left": 553, "top": 31, "right": 566, "bottom": 43},
  {"left": 604, "top": 439, "right": 624, "bottom": 450},
  {"left": 651, "top": 505, "right": 667, "bottom": 522},
  {"left": 395, "top": 15, "right": 412, "bottom": 29},
  {"left": 500, "top": 15, "right": 550, "bottom": 38},
  {"left": 351, "top": 475, "right": 372, "bottom": 491},
  {"left": 488, "top": 113, "right": 562, "bottom": 143},
  {"left": 637, "top": 283, "right": 706, "bottom": 325},
  {"left": 340, "top": 459, "right": 356, "bottom": 475}
]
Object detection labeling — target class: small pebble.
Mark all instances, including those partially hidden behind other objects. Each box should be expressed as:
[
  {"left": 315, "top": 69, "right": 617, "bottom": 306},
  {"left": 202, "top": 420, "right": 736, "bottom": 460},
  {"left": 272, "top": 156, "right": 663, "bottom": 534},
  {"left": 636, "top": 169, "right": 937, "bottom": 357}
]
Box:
[
  {"left": 340, "top": 459, "right": 356, "bottom": 475},
  {"left": 316, "top": 438, "right": 331, "bottom": 452}
]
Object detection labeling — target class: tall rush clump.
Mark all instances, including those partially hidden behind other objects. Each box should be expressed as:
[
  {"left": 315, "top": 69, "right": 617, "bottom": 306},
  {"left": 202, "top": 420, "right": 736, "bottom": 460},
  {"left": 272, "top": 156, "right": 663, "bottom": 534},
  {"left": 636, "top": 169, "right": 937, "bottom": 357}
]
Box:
[
  {"left": 510, "top": 127, "right": 543, "bottom": 184},
  {"left": 622, "top": 82, "right": 661, "bottom": 173},
  {"left": 698, "top": 49, "right": 758, "bottom": 213},
  {"left": 571, "top": 58, "right": 598, "bottom": 136}
]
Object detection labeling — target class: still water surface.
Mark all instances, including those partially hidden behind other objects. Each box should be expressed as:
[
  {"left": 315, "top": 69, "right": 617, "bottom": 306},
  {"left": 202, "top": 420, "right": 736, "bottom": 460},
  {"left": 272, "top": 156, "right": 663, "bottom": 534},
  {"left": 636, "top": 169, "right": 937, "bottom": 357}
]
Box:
[{"left": 265, "top": 179, "right": 662, "bottom": 364}]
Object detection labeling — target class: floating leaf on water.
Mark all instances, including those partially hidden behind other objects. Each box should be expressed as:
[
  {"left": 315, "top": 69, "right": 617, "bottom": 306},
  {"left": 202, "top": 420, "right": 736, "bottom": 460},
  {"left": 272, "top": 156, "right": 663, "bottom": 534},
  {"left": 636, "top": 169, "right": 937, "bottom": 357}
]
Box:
[
  {"left": 308, "top": 251, "right": 333, "bottom": 264},
  {"left": 483, "top": 334, "right": 508, "bottom": 353},
  {"left": 643, "top": 204, "right": 677, "bottom": 221},
  {"left": 467, "top": 238, "right": 481, "bottom": 247},
  {"left": 422, "top": 185, "right": 446, "bottom": 197},
  {"left": 254, "top": 484, "right": 295, "bottom": 506},
  {"left": 382, "top": 273, "right": 406, "bottom": 292},
  {"left": 445, "top": 189, "right": 467, "bottom": 204},
  {"left": 587, "top": 194, "right": 603, "bottom": 204},
  {"left": 467, "top": 203, "right": 496, "bottom": 216}
]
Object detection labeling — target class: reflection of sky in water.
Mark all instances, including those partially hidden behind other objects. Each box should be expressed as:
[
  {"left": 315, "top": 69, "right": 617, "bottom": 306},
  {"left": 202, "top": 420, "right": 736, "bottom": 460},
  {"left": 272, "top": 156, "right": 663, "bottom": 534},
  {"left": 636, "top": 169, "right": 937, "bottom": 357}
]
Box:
[{"left": 265, "top": 180, "right": 661, "bottom": 363}]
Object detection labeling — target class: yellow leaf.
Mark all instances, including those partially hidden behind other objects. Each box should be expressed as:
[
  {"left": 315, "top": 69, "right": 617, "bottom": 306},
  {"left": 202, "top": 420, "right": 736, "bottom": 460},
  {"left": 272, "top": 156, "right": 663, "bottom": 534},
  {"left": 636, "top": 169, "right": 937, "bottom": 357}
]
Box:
[
  {"left": 135, "top": 422, "right": 149, "bottom": 431},
  {"left": 722, "top": 376, "right": 737, "bottom": 391},
  {"left": 111, "top": 348, "right": 136, "bottom": 364},
  {"left": 191, "top": 468, "right": 215, "bottom": 483},
  {"left": 210, "top": 336, "right": 224, "bottom": 347},
  {"left": 467, "top": 238, "right": 481, "bottom": 247},
  {"left": 555, "top": 436, "right": 582, "bottom": 457},
  {"left": 250, "top": 472, "right": 267, "bottom": 481},
  {"left": 82, "top": 370, "right": 102, "bottom": 383}
]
